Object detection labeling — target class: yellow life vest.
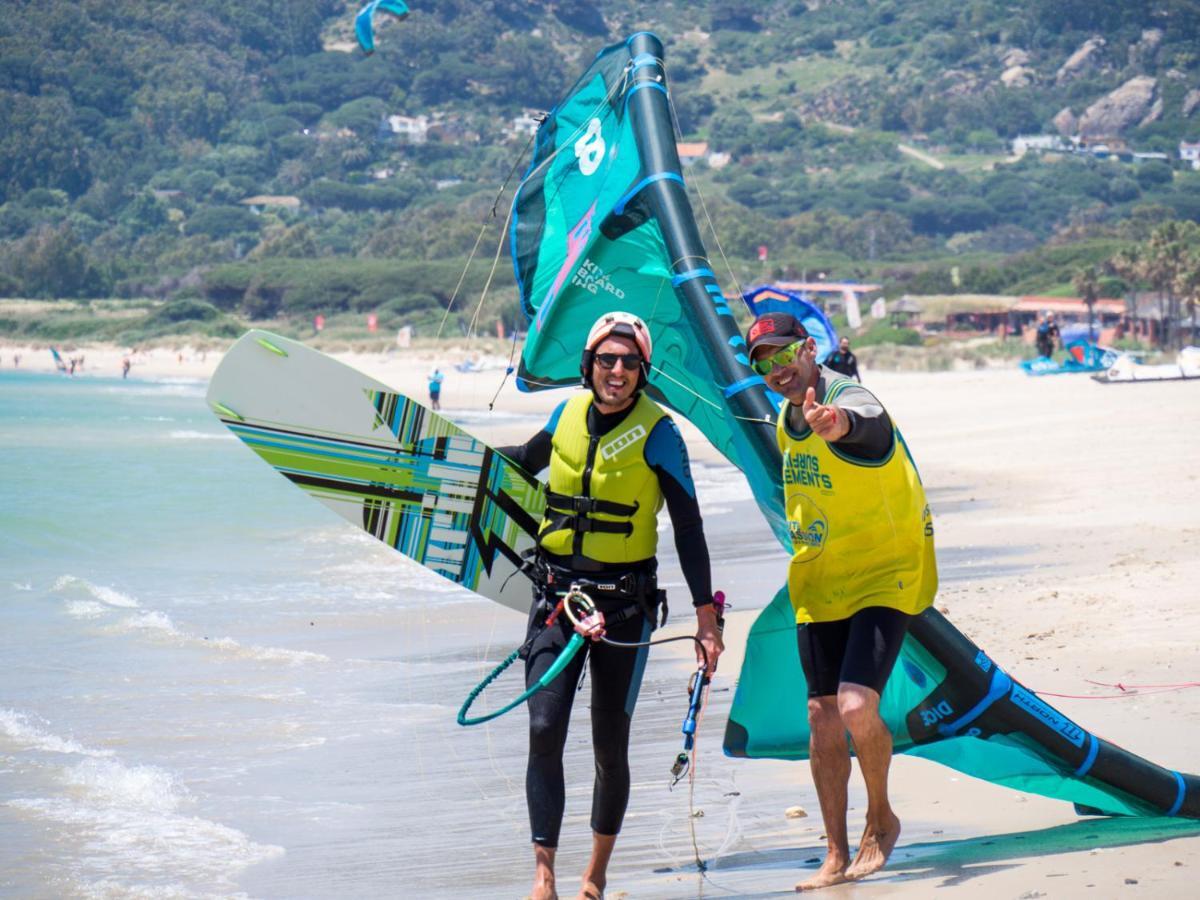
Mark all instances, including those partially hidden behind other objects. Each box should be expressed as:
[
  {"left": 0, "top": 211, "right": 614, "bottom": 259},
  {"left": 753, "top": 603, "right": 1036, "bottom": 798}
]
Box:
[
  {"left": 777, "top": 379, "right": 937, "bottom": 624},
  {"left": 539, "top": 392, "right": 666, "bottom": 565}
]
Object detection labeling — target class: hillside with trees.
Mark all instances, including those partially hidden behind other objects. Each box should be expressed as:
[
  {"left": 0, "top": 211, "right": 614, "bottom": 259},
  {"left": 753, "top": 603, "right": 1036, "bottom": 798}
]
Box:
[{"left": 1, "top": 0, "right": 1199, "bottom": 343}]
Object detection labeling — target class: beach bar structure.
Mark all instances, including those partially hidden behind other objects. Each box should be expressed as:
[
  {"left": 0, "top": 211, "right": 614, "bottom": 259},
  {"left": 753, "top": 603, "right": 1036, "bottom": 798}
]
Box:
[
  {"left": 1011, "top": 296, "right": 1127, "bottom": 342},
  {"left": 774, "top": 281, "right": 883, "bottom": 324}
]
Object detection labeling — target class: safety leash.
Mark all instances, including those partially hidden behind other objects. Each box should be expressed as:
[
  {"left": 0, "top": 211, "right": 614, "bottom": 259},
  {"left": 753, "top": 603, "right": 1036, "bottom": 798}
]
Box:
[{"left": 456, "top": 587, "right": 597, "bottom": 726}]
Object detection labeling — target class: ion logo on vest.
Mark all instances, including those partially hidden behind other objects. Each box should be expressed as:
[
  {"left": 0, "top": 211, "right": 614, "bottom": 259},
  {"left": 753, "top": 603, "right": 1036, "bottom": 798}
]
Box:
[{"left": 600, "top": 424, "right": 646, "bottom": 461}]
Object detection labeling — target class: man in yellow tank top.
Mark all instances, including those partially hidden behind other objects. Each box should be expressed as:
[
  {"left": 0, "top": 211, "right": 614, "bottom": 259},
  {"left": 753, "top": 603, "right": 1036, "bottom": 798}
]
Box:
[{"left": 747, "top": 312, "right": 937, "bottom": 891}]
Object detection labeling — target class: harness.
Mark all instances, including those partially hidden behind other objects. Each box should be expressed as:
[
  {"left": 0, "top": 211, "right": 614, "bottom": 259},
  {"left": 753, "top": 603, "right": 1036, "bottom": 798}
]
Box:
[{"left": 528, "top": 552, "right": 668, "bottom": 633}]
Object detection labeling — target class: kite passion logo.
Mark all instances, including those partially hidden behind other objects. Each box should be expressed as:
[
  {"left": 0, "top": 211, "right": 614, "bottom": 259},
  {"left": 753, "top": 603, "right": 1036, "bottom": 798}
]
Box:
[{"left": 787, "top": 494, "right": 828, "bottom": 558}]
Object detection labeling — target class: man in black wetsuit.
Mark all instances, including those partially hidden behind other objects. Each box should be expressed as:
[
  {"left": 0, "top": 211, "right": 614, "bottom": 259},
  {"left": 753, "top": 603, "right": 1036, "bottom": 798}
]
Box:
[
  {"left": 498, "top": 311, "right": 724, "bottom": 900},
  {"left": 824, "top": 337, "right": 860, "bottom": 382},
  {"left": 1035, "top": 313, "right": 1060, "bottom": 358}
]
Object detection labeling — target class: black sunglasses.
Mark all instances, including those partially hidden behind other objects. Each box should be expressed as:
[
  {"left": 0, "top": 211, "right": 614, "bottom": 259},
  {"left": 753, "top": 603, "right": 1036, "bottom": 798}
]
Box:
[{"left": 594, "top": 352, "right": 643, "bottom": 371}]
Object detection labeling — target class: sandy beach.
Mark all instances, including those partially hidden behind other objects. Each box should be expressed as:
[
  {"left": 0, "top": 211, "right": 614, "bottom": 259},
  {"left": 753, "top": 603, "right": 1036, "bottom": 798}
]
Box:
[{"left": 5, "top": 337, "right": 1199, "bottom": 897}]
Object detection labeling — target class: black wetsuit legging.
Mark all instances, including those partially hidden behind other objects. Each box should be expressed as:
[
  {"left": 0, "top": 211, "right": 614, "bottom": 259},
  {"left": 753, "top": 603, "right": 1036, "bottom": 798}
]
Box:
[{"left": 523, "top": 603, "right": 652, "bottom": 848}]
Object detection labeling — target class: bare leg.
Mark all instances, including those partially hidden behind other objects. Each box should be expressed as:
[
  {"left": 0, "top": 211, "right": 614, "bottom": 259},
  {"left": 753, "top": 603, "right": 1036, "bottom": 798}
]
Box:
[
  {"left": 578, "top": 831, "right": 616, "bottom": 898},
  {"left": 796, "top": 696, "right": 851, "bottom": 892},
  {"left": 532, "top": 843, "right": 557, "bottom": 900},
  {"left": 838, "top": 683, "right": 901, "bottom": 881}
]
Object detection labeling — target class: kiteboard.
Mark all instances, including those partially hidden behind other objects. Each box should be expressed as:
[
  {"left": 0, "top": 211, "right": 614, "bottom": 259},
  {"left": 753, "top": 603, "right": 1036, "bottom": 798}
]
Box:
[{"left": 206, "top": 330, "right": 544, "bottom": 613}]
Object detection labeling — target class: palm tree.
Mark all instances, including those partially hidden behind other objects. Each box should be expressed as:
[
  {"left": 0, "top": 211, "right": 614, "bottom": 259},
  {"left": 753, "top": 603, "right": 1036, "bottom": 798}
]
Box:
[
  {"left": 1108, "top": 246, "right": 1143, "bottom": 344},
  {"left": 1072, "top": 265, "right": 1100, "bottom": 342},
  {"left": 1173, "top": 249, "right": 1200, "bottom": 347},
  {"left": 1144, "top": 222, "right": 1190, "bottom": 350}
]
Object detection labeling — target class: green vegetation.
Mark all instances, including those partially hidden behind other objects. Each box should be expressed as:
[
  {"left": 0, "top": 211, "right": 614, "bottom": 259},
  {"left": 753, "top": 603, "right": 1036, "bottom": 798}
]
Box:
[
  {"left": 2, "top": 0, "right": 1200, "bottom": 340},
  {"left": 0, "top": 299, "right": 244, "bottom": 344}
]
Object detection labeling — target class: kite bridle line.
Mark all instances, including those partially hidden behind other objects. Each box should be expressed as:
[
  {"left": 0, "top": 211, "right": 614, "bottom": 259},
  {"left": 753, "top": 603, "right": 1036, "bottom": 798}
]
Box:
[
  {"left": 436, "top": 124, "right": 542, "bottom": 341},
  {"left": 458, "top": 58, "right": 635, "bottom": 382}
]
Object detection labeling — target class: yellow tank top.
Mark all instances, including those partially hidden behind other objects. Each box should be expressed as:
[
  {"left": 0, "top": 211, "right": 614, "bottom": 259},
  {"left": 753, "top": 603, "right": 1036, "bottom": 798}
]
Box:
[
  {"left": 777, "top": 380, "right": 937, "bottom": 623},
  {"left": 539, "top": 392, "right": 666, "bottom": 564}
]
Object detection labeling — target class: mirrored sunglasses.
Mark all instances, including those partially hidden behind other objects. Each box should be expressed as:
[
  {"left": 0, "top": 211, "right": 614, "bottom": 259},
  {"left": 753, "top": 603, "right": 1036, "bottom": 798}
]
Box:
[{"left": 751, "top": 341, "right": 802, "bottom": 376}]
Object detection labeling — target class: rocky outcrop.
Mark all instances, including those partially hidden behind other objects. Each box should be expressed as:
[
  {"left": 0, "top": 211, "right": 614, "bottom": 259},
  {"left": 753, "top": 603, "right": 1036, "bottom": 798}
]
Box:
[
  {"left": 1001, "top": 48, "right": 1031, "bottom": 68},
  {"left": 1056, "top": 37, "right": 1106, "bottom": 84},
  {"left": 1183, "top": 89, "right": 1200, "bottom": 119},
  {"left": 1078, "top": 76, "right": 1157, "bottom": 137},
  {"left": 1052, "top": 107, "right": 1078, "bottom": 137},
  {"left": 1128, "top": 28, "right": 1164, "bottom": 69},
  {"left": 1001, "top": 66, "right": 1034, "bottom": 88},
  {"left": 1140, "top": 97, "right": 1163, "bottom": 128},
  {"left": 941, "top": 68, "right": 982, "bottom": 97}
]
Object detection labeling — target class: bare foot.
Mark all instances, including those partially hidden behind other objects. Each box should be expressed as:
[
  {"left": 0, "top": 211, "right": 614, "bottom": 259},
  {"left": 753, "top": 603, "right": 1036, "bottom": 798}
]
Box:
[
  {"left": 577, "top": 880, "right": 603, "bottom": 899},
  {"left": 795, "top": 856, "right": 849, "bottom": 892},
  {"left": 845, "top": 813, "right": 901, "bottom": 881},
  {"left": 529, "top": 875, "right": 557, "bottom": 900}
]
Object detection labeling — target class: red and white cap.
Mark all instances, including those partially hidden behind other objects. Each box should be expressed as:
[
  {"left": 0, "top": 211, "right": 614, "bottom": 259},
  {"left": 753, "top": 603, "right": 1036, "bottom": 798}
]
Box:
[{"left": 585, "top": 311, "right": 652, "bottom": 363}]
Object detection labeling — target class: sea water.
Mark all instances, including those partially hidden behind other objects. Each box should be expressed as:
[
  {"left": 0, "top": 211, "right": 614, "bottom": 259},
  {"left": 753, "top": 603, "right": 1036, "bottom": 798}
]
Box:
[{"left": 0, "top": 371, "right": 778, "bottom": 899}]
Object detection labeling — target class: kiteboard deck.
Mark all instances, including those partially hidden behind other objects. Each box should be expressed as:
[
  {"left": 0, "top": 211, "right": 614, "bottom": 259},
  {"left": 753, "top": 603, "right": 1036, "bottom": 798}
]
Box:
[{"left": 206, "top": 330, "right": 544, "bottom": 613}]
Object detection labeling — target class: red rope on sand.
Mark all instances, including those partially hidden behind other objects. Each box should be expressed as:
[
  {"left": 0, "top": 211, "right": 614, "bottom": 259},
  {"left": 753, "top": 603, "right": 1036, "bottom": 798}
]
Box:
[
  {"left": 1031, "top": 679, "right": 1200, "bottom": 700},
  {"left": 1087, "top": 679, "right": 1200, "bottom": 690}
]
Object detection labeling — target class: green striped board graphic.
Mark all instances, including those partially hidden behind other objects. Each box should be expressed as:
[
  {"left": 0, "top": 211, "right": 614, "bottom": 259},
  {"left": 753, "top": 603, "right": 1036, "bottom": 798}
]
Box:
[{"left": 206, "top": 330, "right": 544, "bottom": 613}]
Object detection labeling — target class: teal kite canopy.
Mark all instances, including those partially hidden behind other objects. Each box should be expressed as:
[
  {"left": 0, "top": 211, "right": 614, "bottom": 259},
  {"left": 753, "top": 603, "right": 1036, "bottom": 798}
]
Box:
[
  {"left": 355, "top": 0, "right": 408, "bottom": 55},
  {"left": 513, "top": 32, "right": 1200, "bottom": 822}
]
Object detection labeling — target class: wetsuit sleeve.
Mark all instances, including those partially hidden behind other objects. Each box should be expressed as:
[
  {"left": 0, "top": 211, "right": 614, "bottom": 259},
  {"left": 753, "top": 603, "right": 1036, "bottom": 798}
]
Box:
[
  {"left": 643, "top": 417, "right": 714, "bottom": 608},
  {"left": 848, "top": 353, "right": 861, "bottom": 381},
  {"left": 495, "top": 400, "right": 567, "bottom": 475},
  {"left": 831, "top": 383, "right": 893, "bottom": 461}
]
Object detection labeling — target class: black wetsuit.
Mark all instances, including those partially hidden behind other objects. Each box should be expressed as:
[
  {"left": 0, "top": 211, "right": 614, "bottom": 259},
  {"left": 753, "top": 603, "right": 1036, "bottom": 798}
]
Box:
[
  {"left": 1036, "top": 322, "right": 1059, "bottom": 357},
  {"left": 499, "top": 397, "right": 712, "bottom": 847},
  {"left": 825, "top": 349, "right": 860, "bottom": 381}
]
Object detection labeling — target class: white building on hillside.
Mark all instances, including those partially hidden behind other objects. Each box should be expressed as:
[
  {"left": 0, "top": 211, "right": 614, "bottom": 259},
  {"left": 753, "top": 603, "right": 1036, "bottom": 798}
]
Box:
[
  {"left": 508, "top": 109, "right": 542, "bottom": 139},
  {"left": 387, "top": 115, "right": 429, "bottom": 143},
  {"left": 1011, "top": 134, "right": 1069, "bottom": 156},
  {"left": 1181, "top": 140, "right": 1200, "bottom": 170}
]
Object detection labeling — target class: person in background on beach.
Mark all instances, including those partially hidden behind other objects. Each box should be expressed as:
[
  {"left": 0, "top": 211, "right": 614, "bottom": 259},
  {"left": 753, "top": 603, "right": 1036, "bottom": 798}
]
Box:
[
  {"left": 746, "top": 312, "right": 937, "bottom": 892},
  {"left": 498, "top": 311, "right": 724, "bottom": 900},
  {"left": 824, "top": 337, "right": 860, "bottom": 382},
  {"left": 122, "top": 357, "right": 131, "bottom": 379},
  {"left": 12, "top": 353, "right": 18, "bottom": 367},
  {"left": 427, "top": 368, "right": 444, "bottom": 410},
  {"left": 1035, "top": 312, "right": 1059, "bottom": 358}
]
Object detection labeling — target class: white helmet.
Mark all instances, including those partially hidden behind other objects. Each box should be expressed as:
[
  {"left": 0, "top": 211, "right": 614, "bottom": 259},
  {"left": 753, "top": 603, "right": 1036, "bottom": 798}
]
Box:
[
  {"left": 580, "top": 311, "right": 652, "bottom": 389},
  {"left": 584, "top": 311, "right": 652, "bottom": 361}
]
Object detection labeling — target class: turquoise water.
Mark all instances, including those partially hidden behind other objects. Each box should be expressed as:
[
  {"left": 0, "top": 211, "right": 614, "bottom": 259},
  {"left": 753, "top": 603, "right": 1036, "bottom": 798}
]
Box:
[
  {"left": 0, "top": 371, "right": 782, "bottom": 898},
  {"left": 0, "top": 371, "right": 531, "bottom": 897}
]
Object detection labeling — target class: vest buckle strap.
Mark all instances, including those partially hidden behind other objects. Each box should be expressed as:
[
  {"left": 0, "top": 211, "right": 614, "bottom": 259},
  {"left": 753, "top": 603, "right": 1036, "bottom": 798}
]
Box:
[
  {"left": 543, "top": 511, "right": 634, "bottom": 537},
  {"left": 544, "top": 490, "right": 639, "bottom": 519}
]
